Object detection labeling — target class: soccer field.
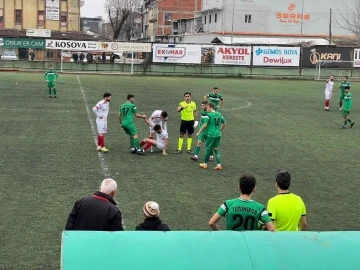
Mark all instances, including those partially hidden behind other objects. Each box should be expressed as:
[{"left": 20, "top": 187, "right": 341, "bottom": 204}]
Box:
[{"left": 0, "top": 72, "right": 359, "bottom": 269}]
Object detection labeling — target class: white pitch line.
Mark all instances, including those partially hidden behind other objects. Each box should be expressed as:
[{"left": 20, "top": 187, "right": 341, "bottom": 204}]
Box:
[
  {"left": 77, "top": 75, "right": 110, "bottom": 178},
  {"left": 0, "top": 108, "right": 71, "bottom": 113},
  {"left": 221, "top": 97, "right": 252, "bottom": 110}
]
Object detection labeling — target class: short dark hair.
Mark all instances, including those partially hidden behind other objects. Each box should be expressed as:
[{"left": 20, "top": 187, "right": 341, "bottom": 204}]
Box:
[
  {"left": 184, "top": 92, "right": 191, "bottom": 96},
  {"left": 345, "top": 86, "right": 350, "bottom": 90},
  {"left": 201, "top": 101, "right": 208, "bottom": 105},
  {"left": 213, "top": 87, "right": 218, "bottom": 90},
  {"left": 127, "top": 94, "right": 134, "bottom": 100},
  {"left": 345, "top": 76, "right": 349, "bottom": 79},
  {"left": 103, "top": 92, "right": 111, "bottom": 98},
  {"left": 239, "top": 174, "right": 256, "bottom": 195},
  {"left": 153, "top": 124, "right": 161, "bottom": 131},
  {"left": 276, "top": 170, "right": 291, "bottom": 190},
  {"left": 207, "top": 102, "right": 215, "bottom": 109},
  {"left": 161, "top": 111, "right": 168, "bottom": 118}
]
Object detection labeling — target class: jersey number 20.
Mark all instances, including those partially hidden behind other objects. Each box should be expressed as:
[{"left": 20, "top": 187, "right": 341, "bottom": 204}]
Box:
[{"left": 231, "top": 214, "right": 256, "bottom": 230}]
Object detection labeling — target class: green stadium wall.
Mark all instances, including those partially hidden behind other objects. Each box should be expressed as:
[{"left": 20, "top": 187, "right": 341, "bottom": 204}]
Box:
[
  {"left": 61, "top": 231, "right": 360, "bottom": 270},
  {"left": 0, "top": 60, "right": 358, "bottom": 78}
]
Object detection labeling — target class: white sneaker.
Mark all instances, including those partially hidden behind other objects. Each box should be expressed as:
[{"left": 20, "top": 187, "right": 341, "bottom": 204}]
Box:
[
  {"left": 150, "top": 147, "right": 154, "bottom": 153},
  {"left": 339, "top": 107, "right": 343, "bottom": 110}
]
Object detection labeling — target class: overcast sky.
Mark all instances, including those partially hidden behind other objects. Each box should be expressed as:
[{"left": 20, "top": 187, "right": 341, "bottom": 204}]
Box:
[{"left": 81, "top": 0, "right": 107, "bottom": 19}]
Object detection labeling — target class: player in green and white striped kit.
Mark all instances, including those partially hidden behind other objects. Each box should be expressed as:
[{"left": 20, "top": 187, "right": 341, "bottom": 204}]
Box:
[{"left": 44, "top": 65, "right": 59, "bottom": 98}]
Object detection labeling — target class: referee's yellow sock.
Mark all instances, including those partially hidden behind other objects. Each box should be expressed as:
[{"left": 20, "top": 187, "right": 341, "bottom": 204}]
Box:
[
  {"left": 187, "top": 138, "right": 192, "bottom": 151},
  {"left": 178, "top": 138, "right": 184, "bottom": 151}
]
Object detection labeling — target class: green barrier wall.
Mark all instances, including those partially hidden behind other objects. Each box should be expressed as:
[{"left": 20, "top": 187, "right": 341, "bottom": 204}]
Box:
[
  {"left": 1, "top": 60, "right": 360, "bottom": 78},
  {"left": 61, "top": 231, "right": 360, "bottom": 270}
]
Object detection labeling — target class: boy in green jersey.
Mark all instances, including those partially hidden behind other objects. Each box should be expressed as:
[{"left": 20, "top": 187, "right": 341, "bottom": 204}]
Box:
[
  {"left": 196, "top": 102, "right": 226, "bottom": 170},
  {"left": 118, "top": 94, "right": 147, "bottom": 154},
  {"left": 339, "top": 76, "right": 350, "bottom": 110},
  {"left": 190, "top": 101, "right": 213, "bottom": 162},
  {"left": 44, "top": 65, "right": 59, "bottom": 98},
  {"left": 341, "top": 86, "right": 355, "bottom": 129},
  {"left": 204, "top": 87, "right": 224, "bottom": 111},
  {"left": 209, "top": 173, "right": 275, "bottom": 231}
]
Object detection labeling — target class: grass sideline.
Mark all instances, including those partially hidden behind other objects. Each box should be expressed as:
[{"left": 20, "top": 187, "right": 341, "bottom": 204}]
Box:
[{"left": 0, "top": 72, "right": 359, "bottom": 269}]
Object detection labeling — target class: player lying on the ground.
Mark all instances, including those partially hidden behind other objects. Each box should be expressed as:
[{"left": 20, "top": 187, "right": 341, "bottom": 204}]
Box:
[
  {"left": 148, "top": 110, "right": 168, "bottom": 152},
  {"left": 140, "top": 119, "right": 168, "bottom": 155}
]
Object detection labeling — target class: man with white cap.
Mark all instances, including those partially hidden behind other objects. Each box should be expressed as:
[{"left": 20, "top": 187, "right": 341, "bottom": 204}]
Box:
[{"left": 135, "top": 201, "right": 170, "bottom": 231}]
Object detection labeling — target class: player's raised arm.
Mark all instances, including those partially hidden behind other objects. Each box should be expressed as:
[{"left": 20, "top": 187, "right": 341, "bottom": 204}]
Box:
[
  {"left": 219, "top": 97, "right": 224, "bottom": 108},
  {"left": 135, "top": 113, "right": 147, "bottom": 119},
  {"left": 203, "top": 94, "right": 209, "bottom": 101},
  {"left": 143, "top": 118, "right": 153, "bottom": 127},
  {"left": 177, "top": 104, "right": 183, "bottom": 112}
]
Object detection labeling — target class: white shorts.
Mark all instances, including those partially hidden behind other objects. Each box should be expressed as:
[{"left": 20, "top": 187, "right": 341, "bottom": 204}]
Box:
[
  {"left": 96, "top": 118, "right": 107, "bottom": 134},
  {"left": 156, "top": 141, "right": 165, "bottom": 150},
  {"left": 325, "top": 92, "right": 332, "bottom": 99}
]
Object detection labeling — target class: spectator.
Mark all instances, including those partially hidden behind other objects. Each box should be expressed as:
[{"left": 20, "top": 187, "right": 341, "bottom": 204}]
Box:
[
  {"left": 102, "top": 52, "right": 106, "bottom": 63},
  {"left": 79, "top": 53, "right": 85, "bottom": 62},
  {"left": 135, "top": 201, "right": 170, "bottom": 231},
  {"left": 65, "top": 178, "right": 124, "bottom": 231},
  {"left": 86, "top": 52, "right": 93, "bottom": 63},
  {"left": 267, "top": 170, "right": 307, "bottom": 231},
  {"left": 72, "top": 53, "right": 78, "bottom": 63},
  {"left": 29, "top": 49, "right": 35, "bottom": 60},
  {"left": 209, "top": 173, "right": 275, "bottom": 231}
]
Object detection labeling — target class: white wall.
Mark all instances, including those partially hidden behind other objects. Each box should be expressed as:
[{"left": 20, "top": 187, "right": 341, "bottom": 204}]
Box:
[{"left": 201, "top": 0, "right": 355, "bottom": 36}]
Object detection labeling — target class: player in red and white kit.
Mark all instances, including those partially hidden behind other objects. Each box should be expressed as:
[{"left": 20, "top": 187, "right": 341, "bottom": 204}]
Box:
[
  {"left": 92, "top": 93, "right": 111, "bottom": 152},
  {"left": 141, "top": 119, "right": 169, "bottom": 155},
  {"left": 148, "top": 110, "right": 168, "bottom": 152},
  {"left": 325, "top": 75, "right": 334, "bottom": 111}
]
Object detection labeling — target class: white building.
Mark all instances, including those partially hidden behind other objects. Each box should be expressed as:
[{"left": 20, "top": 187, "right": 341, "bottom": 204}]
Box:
[{"left": 181, "top": 0, "right": 354, "bottom": 44}]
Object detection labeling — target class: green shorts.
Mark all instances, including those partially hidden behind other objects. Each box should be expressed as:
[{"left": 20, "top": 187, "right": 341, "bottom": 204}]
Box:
[
  {"left": 198, "top": 133, "right": 208, "bottom": 142},
  {"left": 206, "top": 136, "right": 221, "bottom": 150},
  {"left": 343, "top": 110, "right": 350, "bottom": 116},
  {"left": 340, "top": 93, "right": 345, "bottom": 100},
  {"left": 47, "top": 81, "right": 56, "bottom": 88},
  {"left": 122, "top": 123, "right": 137, "bottom": 136}
]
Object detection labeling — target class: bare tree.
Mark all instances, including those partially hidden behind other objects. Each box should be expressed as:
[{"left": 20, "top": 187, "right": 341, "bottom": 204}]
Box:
[
  {"left": 105, "top": 0, "right": 141, "bottom": 40},
  {"left": 335, "top": 0, "right": 360, "bottom": 45},
  {"left": 118, "top": 12, "right": 142, "bottom": 41}
]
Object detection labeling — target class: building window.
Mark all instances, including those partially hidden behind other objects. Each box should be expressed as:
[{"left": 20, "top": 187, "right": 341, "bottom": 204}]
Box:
[
  {"left": 204, "top": 15, "right": 206, "bottom": 24},
  {"left": 61, "top": 12, "right": 67, "bottom": 26},
  {"left": 15, "top": 9, "right": 22, "bottom": 24},
  {"left": 38, "top": 11, "right": 45, "bottom": 26},
  {"left": 245, "top": 14, "right": 252, "bottom": 23},
  {"left": 209, "top": 14, "right": 211, "bottom": 23},
  {"left": 215, "top": 13, "right": 217, "bottom": 23},
  {"left": 165, "top": 13, "right": 171, "bottom": 21},
  {"left": 0, "top": 9, "right": 3, "bottom": 28}
]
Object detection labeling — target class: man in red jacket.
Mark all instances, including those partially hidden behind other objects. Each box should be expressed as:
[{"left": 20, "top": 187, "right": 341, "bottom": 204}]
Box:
[{"left": 65, "top": 178, "right": 124, "bottom": 231}]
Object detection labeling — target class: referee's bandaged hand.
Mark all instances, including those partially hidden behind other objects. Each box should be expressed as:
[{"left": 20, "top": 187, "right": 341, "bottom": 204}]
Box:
[{"left": 193, "top": 121, "right": 199, "bottom": 128}]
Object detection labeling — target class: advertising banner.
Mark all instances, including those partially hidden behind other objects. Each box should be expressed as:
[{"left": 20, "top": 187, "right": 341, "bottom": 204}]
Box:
[
  {"left": 26, "top": 29, "right": 51, "bottom": 38},
  {"left": 0, "top": 38, "right": 46, "bottom": 49},
  {"left": 152, "top": 44, "right": 201, "bottom": 64},
  {"left": 303, "top": 47, "right": 352, "bottom": 67},
  {"left": 354, "top": 49, "right": 360, "bottom": 67},
  {"left": 201, "top": 46, "right": 251, "bottom": 65},
  {"left": 98, "top": 42, "right": 151, "bottom": 52},
  {"left": 253, "top": 46, "right": 300, "bottom": 66},
  {"left": 46, "top": 0, "right": 60, "bottom": 20},
  {"left": 46, "top": 40, "right": 99, "bottom": 51}
]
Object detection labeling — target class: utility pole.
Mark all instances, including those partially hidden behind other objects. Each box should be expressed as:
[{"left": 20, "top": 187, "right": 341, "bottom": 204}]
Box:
[
  {"left": 300, "top": 0, "right": 304, "bottom": 37},
  {"left": 194, "top": 0, "right": 197, "bottom": 33},
  {"left": 231, "top": 0, "right": 235, "bottom": 44},
  {"left": 329, "top": 8, "right": 332, "bottom": 44}
]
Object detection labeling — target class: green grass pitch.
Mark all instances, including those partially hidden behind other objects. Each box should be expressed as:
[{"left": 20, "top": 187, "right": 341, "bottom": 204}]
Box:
[{"left": 0, "top": 72, "right": 359, "bottom": 269}]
